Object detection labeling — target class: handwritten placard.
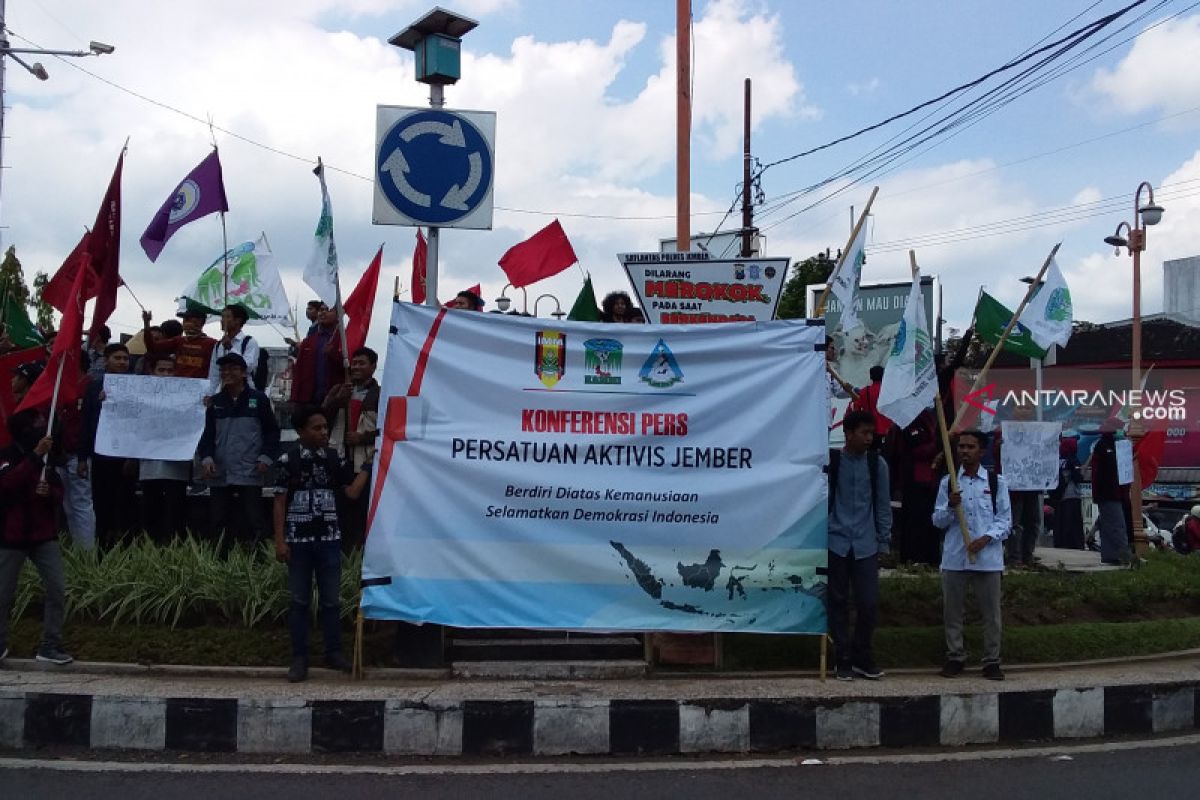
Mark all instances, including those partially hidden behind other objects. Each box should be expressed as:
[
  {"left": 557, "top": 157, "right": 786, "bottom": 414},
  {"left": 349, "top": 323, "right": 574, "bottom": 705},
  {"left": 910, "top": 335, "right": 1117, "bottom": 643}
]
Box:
[
  {"left": 95, "top": 375, "right": 209, "bottom": 460},
  {"left": 1000, "top": 421, "right": 1062, "bottom": 491}
]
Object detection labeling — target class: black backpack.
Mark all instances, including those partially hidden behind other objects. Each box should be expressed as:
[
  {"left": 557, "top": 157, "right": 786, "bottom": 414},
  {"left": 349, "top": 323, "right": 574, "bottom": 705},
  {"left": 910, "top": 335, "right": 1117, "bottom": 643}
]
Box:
[
  {"left": 827, "top": 448, "right": 881, "bottom": 514},
  {"left": 239, "top": 336, "right": 271, "bottom": 392}
]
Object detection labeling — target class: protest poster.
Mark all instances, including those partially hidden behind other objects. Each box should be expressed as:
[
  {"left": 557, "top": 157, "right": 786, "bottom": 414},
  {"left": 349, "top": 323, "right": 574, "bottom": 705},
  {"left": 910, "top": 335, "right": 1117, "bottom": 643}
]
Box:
[
  {"left": 361, "top": 304, "right": 829, "bottom": 634},
  {"left": 1116, "top": 439, "right": 1134, "bottom": 485},
  {"left": 95, "top": 375, "right": 210, "bottom": 460},
  {"left": 1000, "top": 421, "right": 1063, "bottom": 490}
]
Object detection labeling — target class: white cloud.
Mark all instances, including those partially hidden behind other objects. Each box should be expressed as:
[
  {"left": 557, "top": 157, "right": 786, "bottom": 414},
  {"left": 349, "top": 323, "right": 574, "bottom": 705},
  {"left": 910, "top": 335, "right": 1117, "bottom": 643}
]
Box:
[
  {"left": 847, "top": 78, "right": 880, "bottom": 96},
  {"left": 0, "top": 0, "right": 809, "bottom": 354},
  {"left": 1090, "top": 14, "right": 1200, "bottom": 121},
  {"left": 1072, "top": 186, "right": 1103, "bottom": 206}
]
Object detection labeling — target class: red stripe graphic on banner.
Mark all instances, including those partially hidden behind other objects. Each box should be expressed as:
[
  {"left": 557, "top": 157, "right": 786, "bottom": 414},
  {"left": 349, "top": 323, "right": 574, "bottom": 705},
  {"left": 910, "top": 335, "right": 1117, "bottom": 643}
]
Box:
[{"left": 365, "top": 308, "right": 448, "bottom": 542}]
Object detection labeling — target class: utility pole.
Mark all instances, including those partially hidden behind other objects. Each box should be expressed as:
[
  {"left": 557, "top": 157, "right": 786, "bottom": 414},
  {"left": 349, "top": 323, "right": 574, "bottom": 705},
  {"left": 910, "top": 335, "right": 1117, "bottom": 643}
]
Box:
[
  {"left": 740, "top": 78, "right": 753, "bottom": 258},
  {"left": 675, "top": 0, "right": 690, "bottom": 252}
]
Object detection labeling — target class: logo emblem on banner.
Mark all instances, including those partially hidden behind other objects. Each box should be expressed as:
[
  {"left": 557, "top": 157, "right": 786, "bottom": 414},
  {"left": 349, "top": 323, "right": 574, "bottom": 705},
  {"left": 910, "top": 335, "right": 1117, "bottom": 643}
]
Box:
[
  {"left": 584, "top": 338, "right": 623, "bottom": 385},
  {"left": 639, "top": 339, "right": 683, "bottom": 388},
  {"left": 535, "top": 330, "right": 567, "bottom": 388}
]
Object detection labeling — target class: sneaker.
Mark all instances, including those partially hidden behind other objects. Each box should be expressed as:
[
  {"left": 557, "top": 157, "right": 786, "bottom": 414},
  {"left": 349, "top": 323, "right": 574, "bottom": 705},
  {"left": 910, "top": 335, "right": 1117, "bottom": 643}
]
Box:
[
  {"left": 835, "top": 664, "right": 854, "bottom": 682},
  {"left": 287, "top": 656, "right": 308, "bottom": 683},
  {"left": 939, "top": 659, "right": 965, "bottom": 678},
  {"left": 35, "top": 648, "right": 74, "bottom": 666},
  {"left": 982, "top": 662, "right": 1005, "bottom": 681},
  {"left": 325, "top": 651, "right": 352, "bottom": 674},
  {"left": 853, "top": 661, "right": 884, "bottom": 680}
]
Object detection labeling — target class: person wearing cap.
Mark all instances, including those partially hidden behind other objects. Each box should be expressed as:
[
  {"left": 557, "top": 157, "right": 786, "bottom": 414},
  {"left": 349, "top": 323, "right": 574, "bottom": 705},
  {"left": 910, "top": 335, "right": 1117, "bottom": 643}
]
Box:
[
  {"left": 10, "top": 360, "right": 45, "bottom": 406},
  {"left": 198, "top": 351, "right": 280, "bottom": 548},
  {"left": 145, "top": 308, "right": 217, "bottom": 380},
  {"left": 207, "top": 304, "right": 261, "bottom": 390}
]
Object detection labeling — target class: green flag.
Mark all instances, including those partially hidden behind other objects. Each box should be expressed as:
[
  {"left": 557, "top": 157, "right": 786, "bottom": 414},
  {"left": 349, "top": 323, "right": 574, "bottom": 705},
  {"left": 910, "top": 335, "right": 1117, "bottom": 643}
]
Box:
[
  {"left": 567, "top": 275, "right": 602, "bottom": 322},
  {"left": 0, "top": 281, "right": 43, "bottom": 348},
  {"left": 974, "top": 291, "right": 1047, "bottom": 360}
]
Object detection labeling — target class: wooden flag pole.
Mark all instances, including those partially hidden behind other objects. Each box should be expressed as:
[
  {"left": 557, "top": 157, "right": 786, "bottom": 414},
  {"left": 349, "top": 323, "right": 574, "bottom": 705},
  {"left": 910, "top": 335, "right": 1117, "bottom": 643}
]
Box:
[
  {"left": 909, "top": 250, "right": 975, "bottom": 564},
  {"left": 949, "top": 242, "right": 1061, "bottom": 431},
  {"left": 814, "top": 186, "right": 879, "bottom": 317},
  {"left": 826, "top": 362, "right": 859, "bottom": 399}
]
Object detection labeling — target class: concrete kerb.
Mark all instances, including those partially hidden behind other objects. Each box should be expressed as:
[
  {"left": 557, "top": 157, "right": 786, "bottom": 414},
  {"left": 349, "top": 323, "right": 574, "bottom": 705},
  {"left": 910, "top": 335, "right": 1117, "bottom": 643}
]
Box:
[{"left": 1, "top": 656, "right": 1199, "bottom": 757}]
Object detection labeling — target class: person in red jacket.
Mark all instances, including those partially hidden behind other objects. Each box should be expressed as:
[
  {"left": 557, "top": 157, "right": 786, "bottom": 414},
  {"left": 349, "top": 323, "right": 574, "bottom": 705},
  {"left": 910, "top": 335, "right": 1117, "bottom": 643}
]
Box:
[
  {"left": 290, "top": 304, "right": 345, "bottom": 406},
  {"left": 0, "top": 407, "right": 71, "bottom": 665},
  {"left": 143, "top": 309, "right": 217, "bottom": 380},
  {"left": 848, "top": 365, "right": 894, "bottom": 444}
]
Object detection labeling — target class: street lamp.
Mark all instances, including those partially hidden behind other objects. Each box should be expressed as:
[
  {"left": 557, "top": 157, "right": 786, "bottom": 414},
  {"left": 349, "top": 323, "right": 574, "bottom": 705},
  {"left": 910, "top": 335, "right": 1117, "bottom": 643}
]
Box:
[
  {"left": 0, "top": 14, "right": 115, "bottom": 248},
  {"left": 534, "top": 293, "right": 565, "bottom": 320},
  {"left": 1103, "top": 181, "right": 1165, "bottom": 558},
  {"left": 494, "top": 283, "right": 527, "bottom": 314}
]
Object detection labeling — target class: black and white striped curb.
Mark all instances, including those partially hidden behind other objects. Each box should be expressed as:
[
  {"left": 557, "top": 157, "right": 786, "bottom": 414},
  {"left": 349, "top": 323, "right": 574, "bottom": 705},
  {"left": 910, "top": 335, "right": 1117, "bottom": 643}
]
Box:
[{"left": 2, "top": 681, "right": 1198, "bottom": 755}]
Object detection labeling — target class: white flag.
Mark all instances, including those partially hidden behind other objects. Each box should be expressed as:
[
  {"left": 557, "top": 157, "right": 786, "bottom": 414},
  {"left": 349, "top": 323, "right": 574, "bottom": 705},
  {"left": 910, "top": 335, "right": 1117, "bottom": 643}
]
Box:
[
  {"left": 177, "top": 235, "right": 294, "bottom": 327},
  {"left": 828, "top": 221, "right": 866, "bottom": 332},
  {"left": 303, "top": 162, "right": 341, "bottom": 308},
  {"left": 1023, "top": 257, "right": 1073, "bottom": 350},
  {"left": 877, "top": 272, "right": 937, "bottom": 428}
]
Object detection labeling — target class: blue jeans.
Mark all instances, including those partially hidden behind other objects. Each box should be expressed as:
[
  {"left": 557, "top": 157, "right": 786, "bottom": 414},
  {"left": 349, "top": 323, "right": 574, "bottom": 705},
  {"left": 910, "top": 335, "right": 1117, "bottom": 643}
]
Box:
[{"left": 286, "top": 540, "right": 343, "bottom": 659}]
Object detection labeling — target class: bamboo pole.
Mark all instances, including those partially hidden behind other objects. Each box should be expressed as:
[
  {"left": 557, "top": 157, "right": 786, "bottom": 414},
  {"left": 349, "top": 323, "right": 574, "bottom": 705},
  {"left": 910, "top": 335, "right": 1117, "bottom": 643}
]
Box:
[
  {"left": 814, "top": 186, "right": 879, "bottom": 318},
  {"left": 949, "top": 243, "right": 1061, "bottom": 431},
  {"left": 352, "top": 597, "right": 365, "bottom": 681},
  {"left": 909, "top": 250, "right": 975, "bottom": 564}
]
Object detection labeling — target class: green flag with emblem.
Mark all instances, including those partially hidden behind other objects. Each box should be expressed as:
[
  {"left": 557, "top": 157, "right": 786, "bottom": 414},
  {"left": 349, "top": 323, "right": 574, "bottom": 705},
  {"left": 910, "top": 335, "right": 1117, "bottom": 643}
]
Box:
[{"left": 974, "top": 290, "right": 1047, "bottom": 360}]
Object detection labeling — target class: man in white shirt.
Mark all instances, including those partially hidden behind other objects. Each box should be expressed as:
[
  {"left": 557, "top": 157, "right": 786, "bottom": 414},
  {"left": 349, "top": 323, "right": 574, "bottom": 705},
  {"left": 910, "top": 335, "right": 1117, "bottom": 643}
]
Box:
[
  {"left": 932, "top": 429, "right": 1012, "bottom": 680},
  {"left": 208, "top": 304, "right": 260, "bottom": 390}
]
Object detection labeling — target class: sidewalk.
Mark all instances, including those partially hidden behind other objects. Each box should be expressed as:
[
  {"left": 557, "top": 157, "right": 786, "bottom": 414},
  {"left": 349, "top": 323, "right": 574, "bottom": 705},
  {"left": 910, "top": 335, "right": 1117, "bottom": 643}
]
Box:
[{"left": 3, "top": 652, "right": 1198, "bottom": 757}]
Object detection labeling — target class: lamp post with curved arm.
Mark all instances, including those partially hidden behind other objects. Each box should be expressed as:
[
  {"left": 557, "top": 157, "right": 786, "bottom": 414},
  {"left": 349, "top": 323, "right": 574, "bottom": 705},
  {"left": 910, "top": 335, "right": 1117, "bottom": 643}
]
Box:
[
  {"left": 494, "top": 283, "right": 528, "bottom": 314},
  {"left": 534, "top": 293, "right": 565, "bottom": 320},
  {"left": 1102, "top": 181, "right": 1164, "bottom": 557}
]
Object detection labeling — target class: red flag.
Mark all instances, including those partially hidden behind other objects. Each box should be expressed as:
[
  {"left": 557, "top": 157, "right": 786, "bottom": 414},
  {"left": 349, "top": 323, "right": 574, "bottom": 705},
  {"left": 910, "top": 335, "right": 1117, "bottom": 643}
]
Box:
[
  {"left": 344, "top": 246, "right": 383, "bottom": 354},
  {"left": 411, "top": 229, "right": 427, "bottom": 305},
  {"left": 1136, "top": 429, "right": 1169, "bottom": 488},
  {"left": 87, "top": 151, "right": 124, "bottom": 338},
  {"left": 17, "top": 258, "right": 89, "bottom": 414},
  {"left": 0, "top": 346, "right": 50, "bottom": 447},
  {"left": 41, "top": 233, "right": 94, "bottom": 314},
  {"left": 497, "top": 219, "right": 577, "bottom": 288}
]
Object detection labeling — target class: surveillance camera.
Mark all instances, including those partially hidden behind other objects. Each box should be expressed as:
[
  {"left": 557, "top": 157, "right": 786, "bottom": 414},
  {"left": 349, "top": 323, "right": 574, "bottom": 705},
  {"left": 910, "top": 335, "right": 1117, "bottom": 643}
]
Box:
[
  {"left": 89, "top": 41, "right": 115, "bottom": 55},
  {"left": 31, "top": 62, "right": 49, "bottom": 81}
]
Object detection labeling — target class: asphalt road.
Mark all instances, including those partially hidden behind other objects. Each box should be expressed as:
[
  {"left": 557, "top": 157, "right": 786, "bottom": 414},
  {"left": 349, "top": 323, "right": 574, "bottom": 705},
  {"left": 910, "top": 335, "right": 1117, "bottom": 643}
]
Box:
[{"left": 3, "top": 741, "right": 1199, "bottom": 800}]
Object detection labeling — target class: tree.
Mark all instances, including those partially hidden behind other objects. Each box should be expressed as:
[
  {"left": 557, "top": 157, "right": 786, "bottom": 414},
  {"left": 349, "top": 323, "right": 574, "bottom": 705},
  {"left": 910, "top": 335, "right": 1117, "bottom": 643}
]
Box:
[
  {"left": 31, "top": 271, "right": 55, "bottom": 332},
  {"left": 776, "top": 250, "right": 838, "bottom": 319},
  {"left": 0, "top": 246, "right": 30, "bottom": 306}
]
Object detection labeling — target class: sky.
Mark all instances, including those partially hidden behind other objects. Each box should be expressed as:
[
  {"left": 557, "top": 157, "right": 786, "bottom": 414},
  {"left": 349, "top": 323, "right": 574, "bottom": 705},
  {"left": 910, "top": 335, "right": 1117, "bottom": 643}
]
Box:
[{"left": 2, "top": 0, "right": 1199, "bottom": 353}]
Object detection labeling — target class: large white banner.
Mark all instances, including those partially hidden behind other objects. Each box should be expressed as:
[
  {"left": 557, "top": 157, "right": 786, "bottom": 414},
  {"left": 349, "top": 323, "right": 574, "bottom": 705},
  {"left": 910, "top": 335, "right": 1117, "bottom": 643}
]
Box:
[
  {"left": 95, "top": 375, "right": 210, "bottom": 460},
  {"left": 361, "top": 304, "right": 830, "bottom": 634}
]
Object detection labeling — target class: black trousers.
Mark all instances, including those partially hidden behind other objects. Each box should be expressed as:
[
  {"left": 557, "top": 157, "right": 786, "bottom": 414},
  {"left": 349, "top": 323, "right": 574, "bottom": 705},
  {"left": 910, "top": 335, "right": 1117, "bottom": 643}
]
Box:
[
  {"left": 91, "top": 455, "right": 138, "bottom": 549},
  {"left": 826, "top": 551, "right": 879, "bottom": 668},
  {"left": 209, "top": 485, "right": 269, "bottom": 550},
  {"left": 141, "top": 479, "right": 188, "bottom": 544}
]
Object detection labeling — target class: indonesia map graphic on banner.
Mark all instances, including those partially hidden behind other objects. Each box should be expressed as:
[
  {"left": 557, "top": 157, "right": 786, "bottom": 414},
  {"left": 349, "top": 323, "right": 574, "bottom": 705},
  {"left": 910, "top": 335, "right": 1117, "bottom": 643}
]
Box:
[{"left": 361, "top": 305, "right": 830, "bottom": 634}]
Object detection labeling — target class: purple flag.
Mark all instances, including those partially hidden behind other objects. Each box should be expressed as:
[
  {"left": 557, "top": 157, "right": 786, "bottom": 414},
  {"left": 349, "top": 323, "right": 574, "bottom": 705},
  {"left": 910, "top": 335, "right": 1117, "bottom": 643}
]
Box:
[{"left": 139, "top": 149, "right": 229, "bottom": 262}]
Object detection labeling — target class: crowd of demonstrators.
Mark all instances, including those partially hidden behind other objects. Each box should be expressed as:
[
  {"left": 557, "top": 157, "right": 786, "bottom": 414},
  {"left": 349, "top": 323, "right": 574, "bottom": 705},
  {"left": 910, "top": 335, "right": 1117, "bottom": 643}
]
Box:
[
  {"left": 273, "top": 406, "right": 369, "bottom": 682},
  {"left": 200, "top": 352, "right": 280, "bottom": 549}
]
